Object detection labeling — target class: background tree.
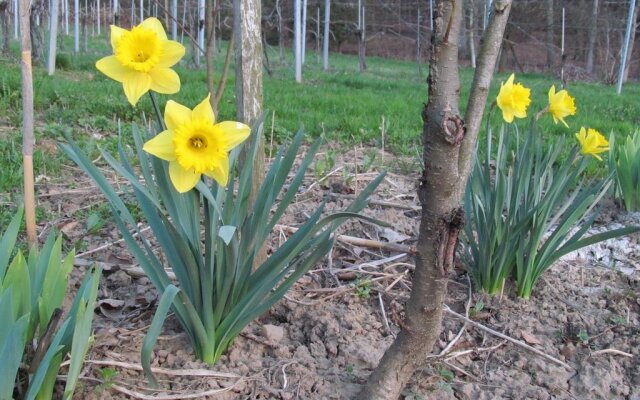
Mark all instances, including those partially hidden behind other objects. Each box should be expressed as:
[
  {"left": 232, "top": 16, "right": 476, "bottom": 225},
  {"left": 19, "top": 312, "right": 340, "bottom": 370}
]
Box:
[
  {"left": 0, "top": 0, "right": 9, "bottom": 55},
  {"left": 357, "top": 0, "right": 513, "bottom": 398}
]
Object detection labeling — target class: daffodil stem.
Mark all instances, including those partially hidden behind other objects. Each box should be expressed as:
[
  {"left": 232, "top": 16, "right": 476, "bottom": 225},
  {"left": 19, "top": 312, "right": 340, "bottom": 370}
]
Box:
[{"left": 149, "top": 91, "right": 165, "bottom": 131}]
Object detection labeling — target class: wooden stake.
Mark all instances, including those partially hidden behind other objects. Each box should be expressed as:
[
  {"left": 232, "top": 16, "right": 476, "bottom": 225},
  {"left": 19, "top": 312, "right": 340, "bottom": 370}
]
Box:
[{"left": 20, "top": 0, "right": 37, "bottom": 249}]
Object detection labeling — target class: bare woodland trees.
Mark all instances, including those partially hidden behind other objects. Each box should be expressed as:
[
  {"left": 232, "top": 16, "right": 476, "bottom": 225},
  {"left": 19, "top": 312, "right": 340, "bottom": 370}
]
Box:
[{"left": 357, "top": 1, "right": 513, "bottom": 398}]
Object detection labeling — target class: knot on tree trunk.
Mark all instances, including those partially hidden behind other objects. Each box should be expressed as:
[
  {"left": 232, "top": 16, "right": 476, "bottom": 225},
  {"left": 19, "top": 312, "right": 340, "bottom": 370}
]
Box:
[{"left": 441, "top": 112, "right": 465, "bottom": 145}]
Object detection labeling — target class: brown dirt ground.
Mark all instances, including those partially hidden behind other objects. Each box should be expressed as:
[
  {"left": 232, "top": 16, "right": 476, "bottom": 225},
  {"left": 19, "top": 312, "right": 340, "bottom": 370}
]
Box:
[{"left": 26, "top": 144, "right": 640, "bottom": 400}]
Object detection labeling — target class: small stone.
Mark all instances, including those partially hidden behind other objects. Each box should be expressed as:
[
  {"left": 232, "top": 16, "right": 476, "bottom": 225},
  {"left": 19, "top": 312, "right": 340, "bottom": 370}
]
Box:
[{"left": 262, "top": 324, "right": 285, "bottom": 343}]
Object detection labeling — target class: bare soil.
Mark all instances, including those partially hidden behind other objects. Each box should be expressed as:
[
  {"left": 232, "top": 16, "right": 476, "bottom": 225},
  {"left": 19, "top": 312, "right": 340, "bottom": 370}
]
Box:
[{"left": 29, "top": 146, "right": 640, "bottom": 399}]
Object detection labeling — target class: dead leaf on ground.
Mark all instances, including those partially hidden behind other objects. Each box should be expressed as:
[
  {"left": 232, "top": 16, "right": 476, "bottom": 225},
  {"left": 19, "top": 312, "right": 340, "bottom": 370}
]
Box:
[{"left": 521, "top": 330, "right": 542, "bottom": 345}]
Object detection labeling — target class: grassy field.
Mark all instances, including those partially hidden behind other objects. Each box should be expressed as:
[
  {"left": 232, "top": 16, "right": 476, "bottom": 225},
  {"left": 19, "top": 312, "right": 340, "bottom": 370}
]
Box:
[{"left": 1, "top": 34, "right": 639, "bottom": 198}]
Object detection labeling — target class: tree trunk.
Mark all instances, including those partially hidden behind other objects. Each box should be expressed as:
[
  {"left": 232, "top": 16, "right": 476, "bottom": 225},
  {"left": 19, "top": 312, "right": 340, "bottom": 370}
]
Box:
[
  {"left": 357, "top": 1, "right": 512, "bottom": 399},
  {"left": 468, "top": 0, "right": 476, "bottom": 68},
  {"left": 546, "top": 0, "right": 554, "bottom": 71},
  {"left": 47, "top": 0, "right": 59, "bottom": 74},
  {"left": 622, "top": 1, "right": 640, "bottom": 82},
  {"left": 206, "top": 0, "right": 215, "bottom": 109},
  {"left": 294, "top": 0, "right": 302, "bottom": 82},
  {"left": 276, "top": 0, "right": 283, "bottom": 61},
  {"left": 20, "top": 0, "right": 37, "bottom": 249},
  {"left": 29, "top": 1, "right": 44, "bottom": 64},
  {"left": 357, "top": 5, "right": 366, "bottom": 72},
  {"left": 322, "top": 0, "right": 329, "bottom": 70},
  {"left": 74, "top": 0, "right": 79, "bottom": 52},
  {"left": 233, "top": 0, "right": 266, "bottom": 268},
  {"left": 0, "top": 1, "right": 10, "bottom": 56},
  {"left": 586, "top": 0, "right": 598, "bottom": 74}
]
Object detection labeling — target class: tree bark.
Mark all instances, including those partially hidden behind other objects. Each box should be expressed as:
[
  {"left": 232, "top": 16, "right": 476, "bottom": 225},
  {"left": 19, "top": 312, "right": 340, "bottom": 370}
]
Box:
[
  {"left": 233, "top": 0, "right": 266, "bottom": 268},
  {"left": 586, "top": 0, "right": 598, "bottom": 74},
  {"left": 546, "top": 0, "right": 554, "bottom": 71},
  {"left": 357, "top": 1, "right": 512, "bottom": 399}
]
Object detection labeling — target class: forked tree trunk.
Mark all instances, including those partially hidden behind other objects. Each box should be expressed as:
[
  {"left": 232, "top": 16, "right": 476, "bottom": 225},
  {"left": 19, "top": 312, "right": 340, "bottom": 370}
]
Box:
[{"left": 357, "top": 1, "right": 512, "bottom": 399}]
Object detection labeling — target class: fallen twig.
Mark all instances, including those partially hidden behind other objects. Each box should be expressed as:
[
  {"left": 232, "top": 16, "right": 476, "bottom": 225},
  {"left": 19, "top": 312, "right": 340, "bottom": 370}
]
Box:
[
  {"left": 443, "top": 306, "right": 574, "bottom": 370},
  {"left": 439, "top": 276, "right": 473, "bottom": 356},
  {"left": 65, "top": 359, "right": 241, "bottom": 379},
  {"left": 275, "top": 224, "right": 416, "bottom": 254},
  {"left": 75, "top": 226, "right": 152, "bottom": 258},
  {"left": 590, "top": 349, "right": 633, "bottom": 358}
]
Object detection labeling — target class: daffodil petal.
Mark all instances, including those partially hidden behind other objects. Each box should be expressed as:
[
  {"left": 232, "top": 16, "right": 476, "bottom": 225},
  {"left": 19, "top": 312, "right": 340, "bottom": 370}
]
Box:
[
  {"left": 110, "top": 25, "right": 128, "bottom": 51},
  {"left": 203, "top": 157, "right": 229, "bottom": 187},
  {"left": 169, "top": 162, "right": 200, "bottom": 193},
  {"left": 192, "top": 94, "right": 216, "bottom": 123},
  {"left": 214, "top": 121, "right": 251, "bottom": 149},
  {"left": 505, "top": 73, "right": 515, "bottom": 86},
  {"left": 123, "top": 72, "right": 152, "bottom": 105},
  {"left": 157, "top": 40, "right": 186, "bottom": 68},
  {"left": 164, "top": 100, "right": 192, "bottom": 131},
  {"left": 143, "top": 130, "right": 176, "bottom": 161},
  {"left": 502, "top": 111, "right": 514, "bottom": 123},
  {"left": 139, "top": 17, "right": 168, "bottom": 41},
  {"left": 149, "top": 68, "right": 181, "bottom": 94},
  {"left": 96, "top": 55, "right": 133, "bottom": 83}
]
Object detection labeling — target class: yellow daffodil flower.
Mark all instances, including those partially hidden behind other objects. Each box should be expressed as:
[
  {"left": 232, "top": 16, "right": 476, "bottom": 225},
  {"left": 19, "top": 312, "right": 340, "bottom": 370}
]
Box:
[
  {"left": 143, "top": 95, "right": 250, "bottom": 193},
  {"left": 548, "top": 85, "right": 576, "bottom": 127},
  {"left": 496, "top": 73, "right": 531, "bottom": 123},
  {"left": 575, "top": 127, "right": 609, "bottom": 161},
  {"left": 96, "top": 17, "right": 185, "bottom": 106}
]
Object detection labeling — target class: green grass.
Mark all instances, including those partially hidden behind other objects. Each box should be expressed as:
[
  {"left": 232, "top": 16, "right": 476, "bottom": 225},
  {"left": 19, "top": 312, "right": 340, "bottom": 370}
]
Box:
[{"left": 1, "top": 34, "right": 639, "bottom": 197}]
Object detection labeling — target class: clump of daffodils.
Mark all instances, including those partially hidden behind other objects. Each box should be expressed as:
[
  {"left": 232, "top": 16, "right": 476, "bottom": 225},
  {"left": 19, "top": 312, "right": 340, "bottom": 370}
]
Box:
[
  {"left": 466, "top": 73, "right": 635, "bottom": 300},
  {"left": 65, "top": 16, "right": 386, "bottom": 378}
]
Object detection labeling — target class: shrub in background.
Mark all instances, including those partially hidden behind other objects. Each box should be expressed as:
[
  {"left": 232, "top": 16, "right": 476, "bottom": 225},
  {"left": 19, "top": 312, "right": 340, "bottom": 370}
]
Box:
[{"left": 0, "top": 208, "right": 101, "bottom": 400}]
